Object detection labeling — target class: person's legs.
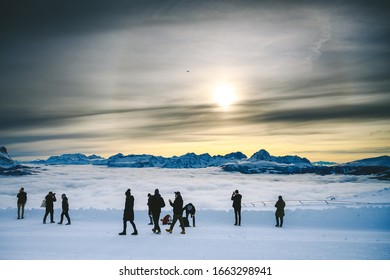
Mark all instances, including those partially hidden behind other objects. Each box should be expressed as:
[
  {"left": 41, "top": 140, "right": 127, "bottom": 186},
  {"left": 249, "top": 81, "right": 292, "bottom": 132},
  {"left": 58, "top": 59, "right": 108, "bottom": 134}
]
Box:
[
  {"left": 169, "top": 214, "right": 178, "bottom": 230},
  {"left": 43, "top": 209, "right": 49, "bottom": 223},
  {"left": 119, "top": 220, "right": 127, "bottom": 235},
  {"left": 130, "top": 220, "right": 138, "bottom": 234},
  {"left": 152, "top": 213, "right": 161, "bottom": 232},
  {"left": 17, "top": 204, "right": 21, "bottom": 219},
  {"left": 21, "top": 204, "right": 25, "bottom": 219},
  {"left": 58, "top": 211, "right": 64, "bottom": 224},
  {"left": 65, "top": 212, "right": 71, "bottom": 224},
  {"left": 49, "top": 209, "right": 54, "bottom": 223},
  {"left": 167, "top": 215, "right": 185, "bottom": 234},
  {"left": 178, "top": 216, "right": 185, "bottom": 231}
]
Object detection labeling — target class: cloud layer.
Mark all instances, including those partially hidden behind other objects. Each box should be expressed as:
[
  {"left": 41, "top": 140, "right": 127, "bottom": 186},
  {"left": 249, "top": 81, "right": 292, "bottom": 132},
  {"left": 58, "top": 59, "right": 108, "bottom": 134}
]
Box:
[{"left": 1, "top": 0, "right": 389, "bottom": 161}]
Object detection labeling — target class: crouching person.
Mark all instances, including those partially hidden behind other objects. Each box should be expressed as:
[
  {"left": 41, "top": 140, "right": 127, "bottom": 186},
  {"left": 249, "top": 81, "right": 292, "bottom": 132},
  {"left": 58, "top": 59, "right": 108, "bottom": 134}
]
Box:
[{"left": 183, "top": 203, "right": 196, "bottom": 227}]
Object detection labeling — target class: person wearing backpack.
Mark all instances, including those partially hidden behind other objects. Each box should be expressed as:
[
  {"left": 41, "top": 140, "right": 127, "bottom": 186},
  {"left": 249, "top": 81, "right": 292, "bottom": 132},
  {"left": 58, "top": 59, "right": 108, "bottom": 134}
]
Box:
[{"left": 149, "top": 188, "right": 165, "bottom": 234}]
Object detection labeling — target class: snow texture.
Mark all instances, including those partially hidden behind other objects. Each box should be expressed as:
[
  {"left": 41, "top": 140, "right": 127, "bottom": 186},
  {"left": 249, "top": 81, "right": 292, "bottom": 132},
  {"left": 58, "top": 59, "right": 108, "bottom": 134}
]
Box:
[{"left": 0, "top": 165, "right": 389, "bottom": 260}]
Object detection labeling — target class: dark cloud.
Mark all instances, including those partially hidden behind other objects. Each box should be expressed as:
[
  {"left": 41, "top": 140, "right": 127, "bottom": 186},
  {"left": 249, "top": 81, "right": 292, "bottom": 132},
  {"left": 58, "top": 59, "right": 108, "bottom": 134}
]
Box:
[
  {"left": 259, "top": 101, "right": 390, "bottom": 124},
  {"left": 1, "top": 0, "right": 389, "bottom": 159}
]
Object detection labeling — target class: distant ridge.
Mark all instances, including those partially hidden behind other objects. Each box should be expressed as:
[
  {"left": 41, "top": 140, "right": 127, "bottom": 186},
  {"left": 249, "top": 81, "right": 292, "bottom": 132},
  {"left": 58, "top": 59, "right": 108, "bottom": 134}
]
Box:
[{"left": 2, "top": 145, "right": 389, "bottom": 179}]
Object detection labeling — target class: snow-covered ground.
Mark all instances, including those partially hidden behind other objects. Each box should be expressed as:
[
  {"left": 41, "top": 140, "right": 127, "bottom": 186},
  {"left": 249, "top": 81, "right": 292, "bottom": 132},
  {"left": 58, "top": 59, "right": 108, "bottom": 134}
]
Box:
[{"left": 0, "top": 165, "right": 389, "bottom": 260}]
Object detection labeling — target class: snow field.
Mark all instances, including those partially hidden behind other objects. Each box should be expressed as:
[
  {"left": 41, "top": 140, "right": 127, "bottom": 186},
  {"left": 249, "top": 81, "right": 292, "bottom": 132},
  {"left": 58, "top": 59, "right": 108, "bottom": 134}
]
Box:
[{"left": 0, "top": 207, "right": 389, "bottom": 260}]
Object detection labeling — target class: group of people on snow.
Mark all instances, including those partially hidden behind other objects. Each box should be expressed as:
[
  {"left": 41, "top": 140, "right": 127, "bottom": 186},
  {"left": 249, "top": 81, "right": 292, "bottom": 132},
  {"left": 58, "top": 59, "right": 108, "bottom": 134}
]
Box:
[
  {"left": 16, "top": 187, "right": 286, "bottom": 233},
  {"left": 118, "top": 188, "right": 285, "bottom": 235},
  {"left": 120, "top": 188, "right": 195, "bottom": 235},
  {"left": 41, "top": 191, "right": 71, "bottom": 225},
  {"left": 231, "top": 190, "right": 286, "bottom": 228},
  {"left": 16, "top": 188, "right": 71, "bottom": 225}
]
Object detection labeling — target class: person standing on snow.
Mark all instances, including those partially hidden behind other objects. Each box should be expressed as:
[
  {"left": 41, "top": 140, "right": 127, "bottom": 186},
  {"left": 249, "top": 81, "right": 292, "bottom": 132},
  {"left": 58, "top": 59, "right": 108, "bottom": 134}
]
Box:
[
  {"left": 166, "top": 191, "right": 185, "bottom": 234},
  {"left": 149, "top": 188, "right": 165, "bottom": 234},
  {"left": 275, "top": 195, "right": 286, "bottom": 227},
  {"left": 58, "top": 194, "right": 71, "bottom": 225},
  {"left": 231, "top": 189, "right": 242, "bottom": 226},
  {"left": 43, "top": 191, "right": 57, "bottom": 224},
  {"left": 17, "top": 187, "right": 27, "bottom": 219},
  {"left": 119, "top": 189, "right": 138, "bottom": 236},
  {"left": 147, "top": 193, "right": 153, "bottom": 225}
]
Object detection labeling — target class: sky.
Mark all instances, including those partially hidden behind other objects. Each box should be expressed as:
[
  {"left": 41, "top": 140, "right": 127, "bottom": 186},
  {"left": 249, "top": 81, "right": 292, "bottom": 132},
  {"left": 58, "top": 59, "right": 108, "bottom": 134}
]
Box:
[{"left": 1, "top": 0, "right": 389, "bottom": 162}]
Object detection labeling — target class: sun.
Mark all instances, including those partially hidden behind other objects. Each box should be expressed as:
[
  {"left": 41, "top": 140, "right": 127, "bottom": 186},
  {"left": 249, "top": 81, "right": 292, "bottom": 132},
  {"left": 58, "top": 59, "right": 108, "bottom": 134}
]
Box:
[{"left": 213, "top": 84, "right": 237, "bottom": 108}]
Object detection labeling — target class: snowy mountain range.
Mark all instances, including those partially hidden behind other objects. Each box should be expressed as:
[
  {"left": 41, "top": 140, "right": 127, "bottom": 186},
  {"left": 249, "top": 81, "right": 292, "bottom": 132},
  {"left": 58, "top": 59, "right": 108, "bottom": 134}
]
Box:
[
  {"left": 222, "top": 150, "right": 390, "bottom": 178},
  {"left": 0, "top": 146, "right": 36, "bottom": 175},
  {"left": 1, "top": 146, "right": 389, "bottom": 179}
]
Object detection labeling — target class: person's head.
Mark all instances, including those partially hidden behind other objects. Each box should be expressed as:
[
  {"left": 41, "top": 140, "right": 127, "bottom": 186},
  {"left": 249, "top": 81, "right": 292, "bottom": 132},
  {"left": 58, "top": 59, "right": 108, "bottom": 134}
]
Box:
[
  {"left": 278, "top": 195, "right": 282, "bottom": 200},
  {"left": 125, "top": 189, "right": 131, "bottom": 196},
  {"left": 20, "top": 187, "right": 24, "bottom": 192},
  {"left": 62, "top": 194, "right": 66, "bottom": 199},
  {"left": 154, "top": 189, "right": 159, "bottom": 195},
  {"left": 175, "top": 191, "right": 181, "bottom": 197},
  {"left": 49, "top": 191, "right": 53, "bottom": 195},
  {"left": 148, "top": 193, "right": 151, "bottom": 197},
  {"left": 235, "top": 190, "right": 239, "bottom": 194}
]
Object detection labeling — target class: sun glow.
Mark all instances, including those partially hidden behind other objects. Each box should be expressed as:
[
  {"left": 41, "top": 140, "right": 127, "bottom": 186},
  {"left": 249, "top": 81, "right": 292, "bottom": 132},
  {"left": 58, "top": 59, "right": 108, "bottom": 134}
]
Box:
[{"left": 213, "top": 84, "right": 237, "bottom": 108}]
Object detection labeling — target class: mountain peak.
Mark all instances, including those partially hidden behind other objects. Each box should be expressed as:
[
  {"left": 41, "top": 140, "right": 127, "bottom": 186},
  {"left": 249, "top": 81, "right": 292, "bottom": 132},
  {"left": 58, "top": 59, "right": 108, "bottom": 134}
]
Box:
[
  {"left": 343, "top": 155, "right": 390, "bottom": 168},
  {"left": 0, "top": 146, "right": 14, "bottom": 166},
  {"left": 249, "top": 149, "right": 271, "bottom": 161},
  {"left": 0, "top": 146, "right": 7, "bottom": 154}
]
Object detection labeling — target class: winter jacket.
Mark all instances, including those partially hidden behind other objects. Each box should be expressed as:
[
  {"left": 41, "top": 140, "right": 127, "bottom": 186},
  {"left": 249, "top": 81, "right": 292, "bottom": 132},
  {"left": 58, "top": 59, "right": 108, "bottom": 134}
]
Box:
[
  {"left": 17, "top": 192, "right": 27, "bottom": 204},
  {"left": 62, "top": 197, "right": 69, "bottom": 212},
  {"left": 231, "top": 193, "right": 242, "bottom": 209},
  {"left": 123, "top": 193, "right": 135, "bottom": 221},
  {"left": 170, "top": 195, "right": 184, "bottom": 215},
  {"left": 149, "top": 194, "right": 165, "bottom": 214},
  {"left": 45, "top": 194, "right": 56, "bottom": 209},
  {"left": 183, "top": 203, "right": 196, "bottom": 215},
  {"left": 275, "top": 198, "right": 285, "bottom": 217}
]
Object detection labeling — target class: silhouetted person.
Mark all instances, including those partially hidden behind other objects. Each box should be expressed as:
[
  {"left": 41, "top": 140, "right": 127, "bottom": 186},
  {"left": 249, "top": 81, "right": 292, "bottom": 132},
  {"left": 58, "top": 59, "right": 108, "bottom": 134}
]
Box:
[
  {"left": 149, "top": 188, "right": 165, "bottom": 234},
  {"left": 231, "top": 190, "right": 242, "bottom": 226},
  {"left": 166, "top": 191, "right": 185, "bottom": 234},
  {"left": 17, "top": 187, "right": 27, "bottom": 219},
  {"left": 119, "top": 189, "right": 138, "bottom": 235},
  {"left": 58, "top": 194, "right": 71, "bottom": 225},
  {"left": 183, "top": 203, "right": 196, "bottom": 227},
  {"left": 147, "top": 193, "right": 153, "bottom": 225},
  {"left": 43, "top": 191, "right": 56, "bottom": 224},
  {"left": 275, "top": 195, "right": 286, "bottom": 227}
]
